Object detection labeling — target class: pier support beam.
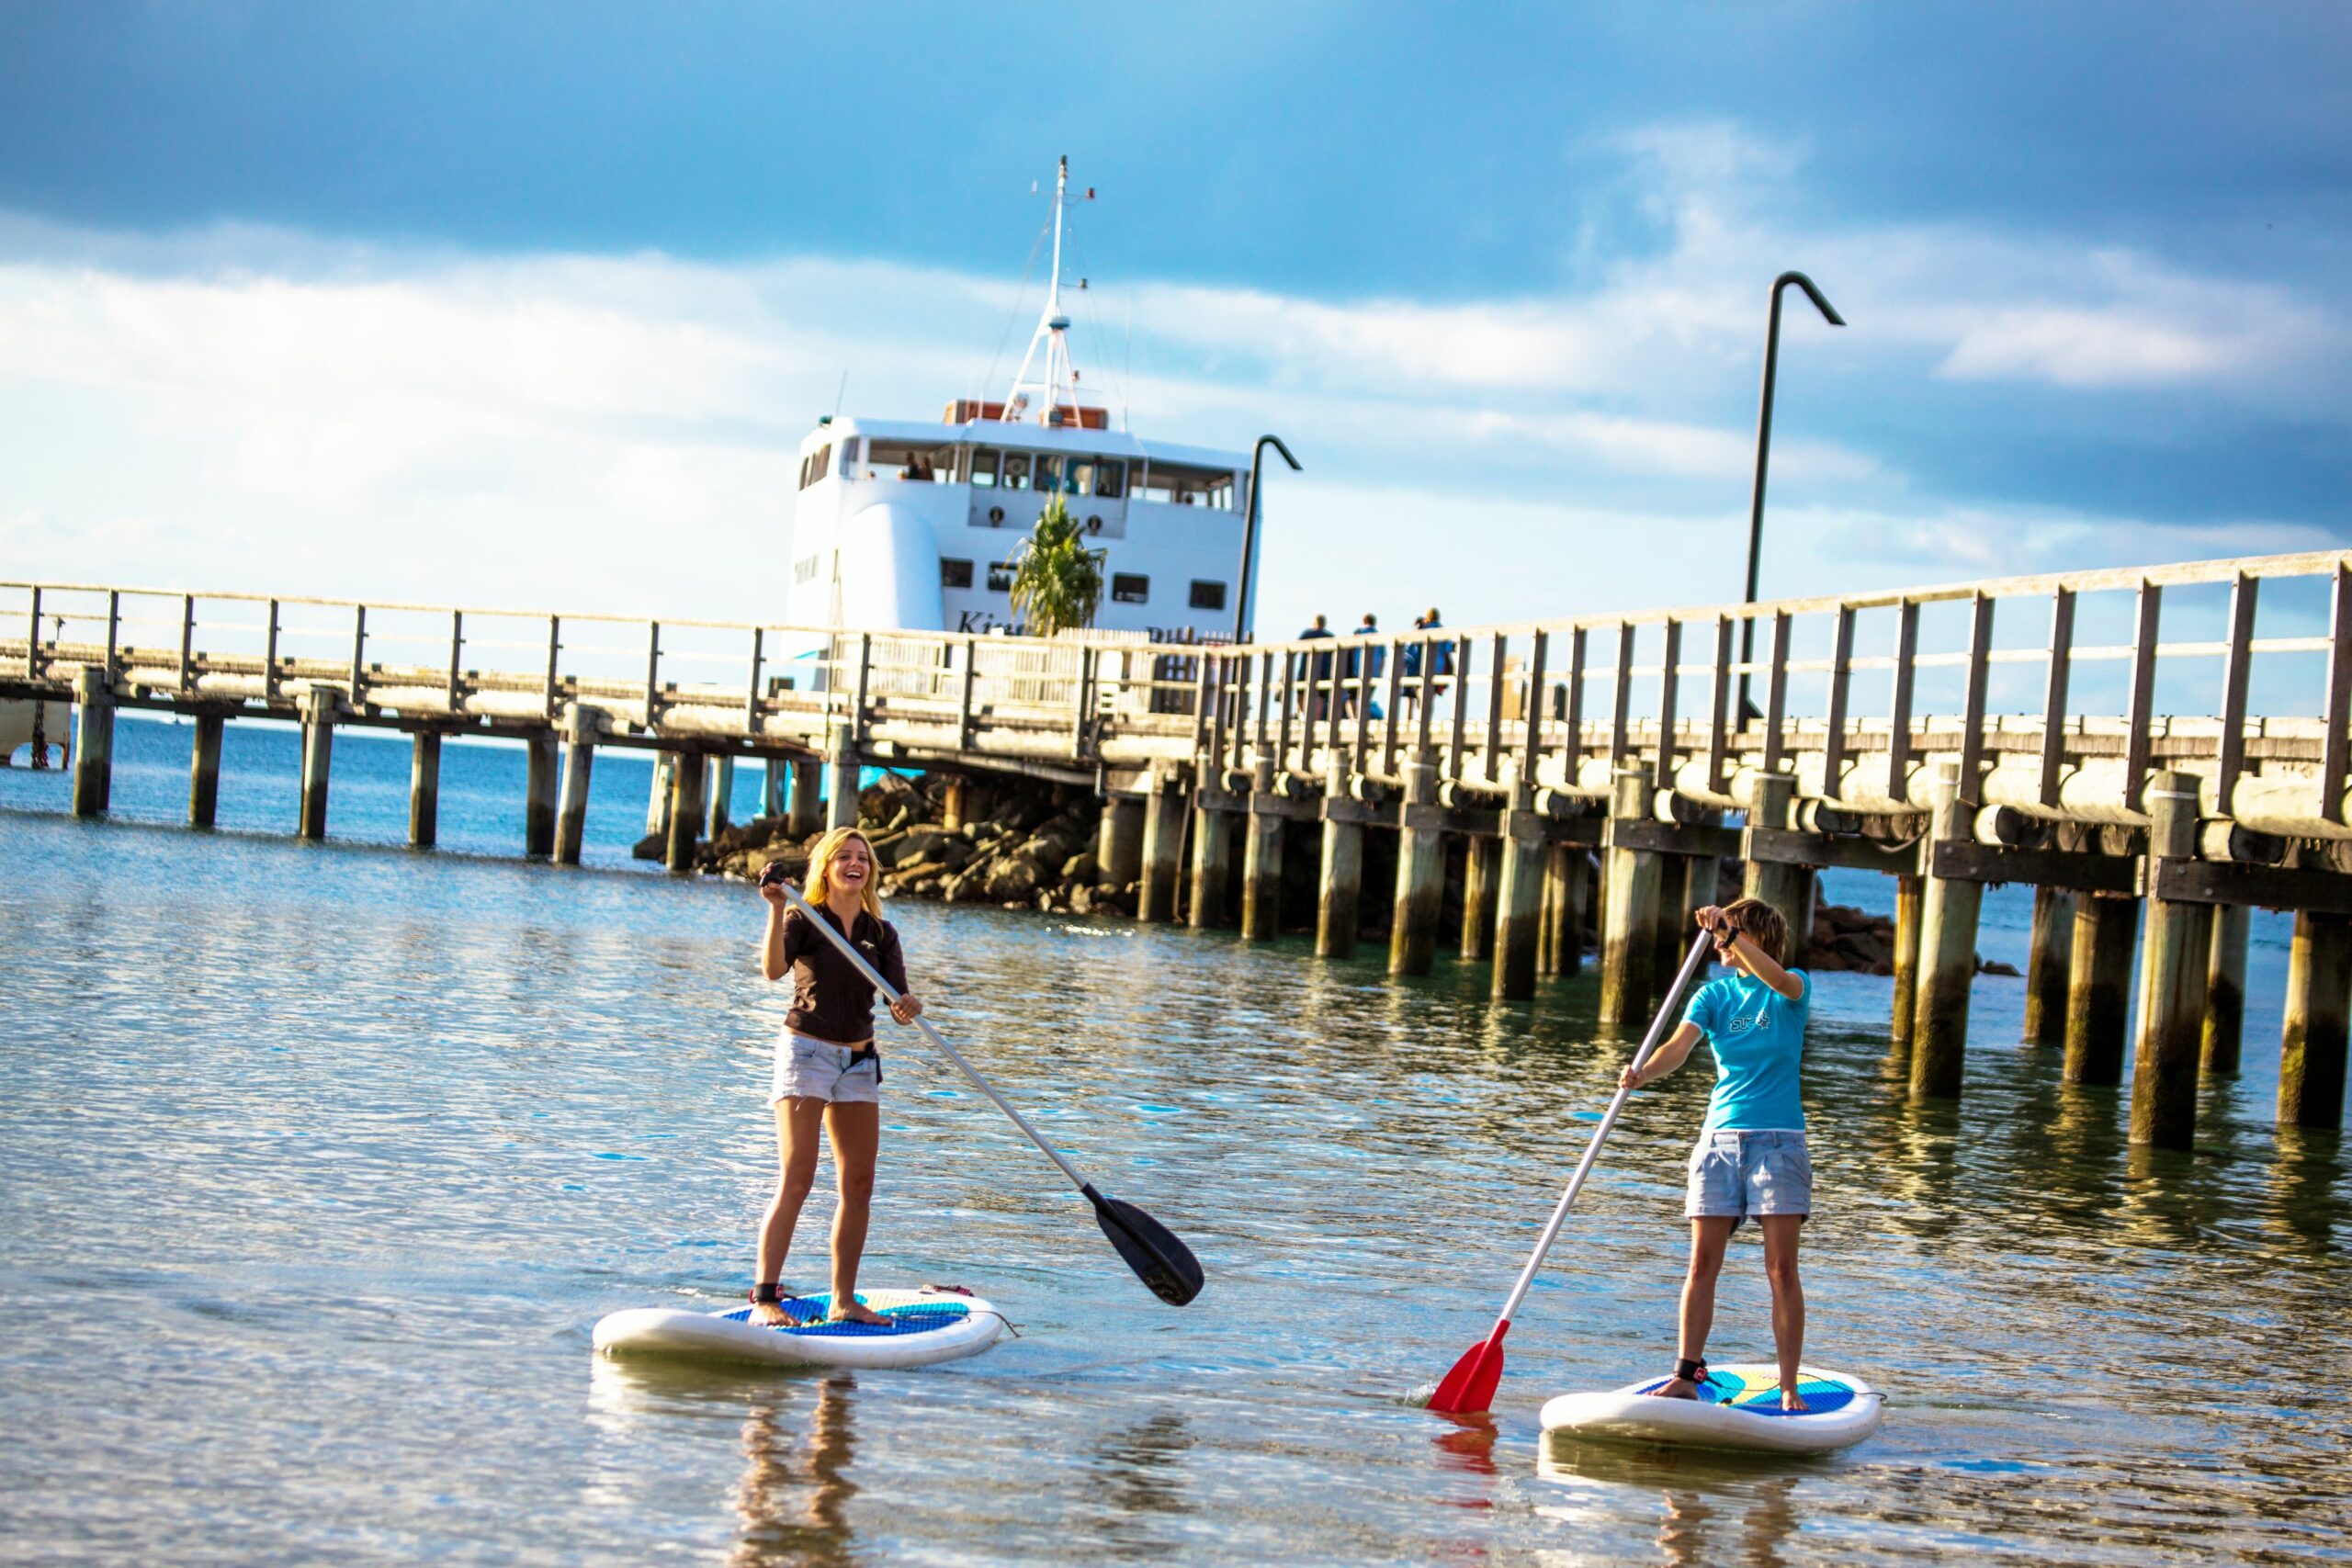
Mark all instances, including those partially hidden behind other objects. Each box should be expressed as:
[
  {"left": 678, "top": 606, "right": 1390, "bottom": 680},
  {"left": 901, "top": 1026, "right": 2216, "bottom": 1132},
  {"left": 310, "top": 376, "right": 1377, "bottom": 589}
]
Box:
[
  {"left": 187, "top": 714, "right": 223, "bottom": 829},
  {"left": 646, "top": 752, "right": 674, "bottom": 840},
  {"left": 824, "top": 727, "right": 858, "bottom": 833},
  {"left": 1099, "top": 796, "right": 1145, "bottom": 887},
  {"left": 1241, "top": 759, "right": 1283, "bottom": 942},
  {"left": 297, "top": 685, "right": 337, "bottom": 841},
  {"left": 1599, "top": 765, "right": 1661, "bottom": 1027},
  {"left": 788, "top": 758, "right": 823, "bottom": 839},
  {"left": 70, "top": 667, "right": 114, "bottom": 818},
  {"left": 1890, "top": 874, "right": 1923, "bottom": 1045},
  {"left": 410, "top": 731, "right": 442, "bottom": 848},
  {"left": 1388, "top": 755, "right": 1444, "bottom": 975},
  {"left": 2201, "top": 902, "right": 2251, "bottom": 1076},
  {"left": 1910, "top": 761, "right": 1983, "bottom": 1101},
  {"left": 763, "top": 757, "right": 786, "bottom": 819},
  {"left": 706, "top": 756, "right": 734, "bottom": 840},
  {"left": 553, "top": 708, "right": 601, "bottom": 867},
  {"left": 524, "top": 728, "right": 560, "bottom": 857},
  {"left": 940, "top": 775, "right": 970, "bottom": 834},
  {"left": 1539, "top": 842, "right": 1588, "bottom": 978},
  {"left": 2063, "top": 893, "right": 2138, "bottom": 1085},
  {"left": 1742, "top": 773, "right": 1812, "bottom": 967},
  {"left": 1460, "top": 836, "right": 1499, "bottom": 962},
  {"left": 2279, "top": 910, "right": 2352, "bottom": 1128},
  {"left": 1316, "top": 755, "right": 1363, "bottom": 959},
  {"left": 1139, "top": 768, "right": 1188, "bottom": 925},
  {"left": 1491, "top": 775, "right": 1544, "bottom": 1000},
  {"left": 665, "top": 751, "right": 706, "bottom": 872},
  {"left": 1188, "top": 802, "right": 1234, "bottom": 931},
  {"left": 2022, "top": 886, "right": 2075, "bottom": 1046},
  {"left": 2130, "top": 772, "right": 2213, "bottom": 1148}
]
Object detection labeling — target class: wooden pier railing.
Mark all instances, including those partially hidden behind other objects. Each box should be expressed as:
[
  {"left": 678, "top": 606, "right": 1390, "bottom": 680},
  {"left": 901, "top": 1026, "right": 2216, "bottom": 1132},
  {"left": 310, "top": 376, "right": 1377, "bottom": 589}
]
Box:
[{"left": 8, "top": 549, "right": 2352, "bottom": 1149}]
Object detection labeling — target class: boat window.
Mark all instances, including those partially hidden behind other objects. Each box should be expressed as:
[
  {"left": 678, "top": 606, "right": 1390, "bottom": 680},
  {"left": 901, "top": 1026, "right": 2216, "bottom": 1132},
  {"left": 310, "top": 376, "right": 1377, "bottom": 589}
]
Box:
[
  {"left": 1091, "top": 459, "right": 1125, "bottom": 499},
  {"left": 987, "top": 560, "right": 1017, "bottom": 592},
  {"left": 800, "top": 444, "right": 831, "bottom": 490},
  {"left": 794, "top": 555, "right": 821, "bottom": 585},
  {"left": 1136, "top": 463, "right": 1234, "bottom": 509},
  {"left": 970, "top": 449, "right": 1000, "bottom": 488},
  {"left": 1189, "top": 581, "right": 1227, "bottom": 611},
  {"left": 864, "top": 440, "right": 955, "bottom": 482},
  {"left": 841, "top": 438, "right": 861, "bottom": 470},
  {"left": 940, "top": 558, "right": 974, "bottom": 589},
  {"left": 1112, "top": 573, "right": 1149, "bottom": 604},
  {"left": 1001, "top": 453, "right": 1032, "bottom": 491}
]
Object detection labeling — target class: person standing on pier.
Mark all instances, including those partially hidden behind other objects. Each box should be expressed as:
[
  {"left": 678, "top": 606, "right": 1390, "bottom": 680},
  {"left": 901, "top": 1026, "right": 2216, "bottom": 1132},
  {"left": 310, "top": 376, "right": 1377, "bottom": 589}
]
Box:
[
  {"left": 749, "top": 827, "right": 925, "bottom": 1326},
  {"left": 1295, "top": 614, "right": 1336, "bottom": 718},
  {"left": 1617, "top": 899, "right": 1813, "bottom": 1410}
]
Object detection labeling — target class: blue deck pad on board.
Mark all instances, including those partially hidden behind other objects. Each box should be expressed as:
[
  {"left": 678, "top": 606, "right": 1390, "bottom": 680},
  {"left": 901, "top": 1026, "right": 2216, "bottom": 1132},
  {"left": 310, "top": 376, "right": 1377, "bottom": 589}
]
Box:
[
  {"left": 719, "top": 1297, "right": 972, "bottom": 1339},
  {"left": 1630, "top": 1371, "right": 1858, "bottom": 1416}
]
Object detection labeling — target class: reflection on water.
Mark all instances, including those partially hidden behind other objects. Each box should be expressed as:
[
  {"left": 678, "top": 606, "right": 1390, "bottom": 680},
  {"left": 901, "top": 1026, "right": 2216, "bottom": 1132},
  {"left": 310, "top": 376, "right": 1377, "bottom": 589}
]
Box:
[{"left": 5, "top": 749, "right": 2352, "bottom": 1563}]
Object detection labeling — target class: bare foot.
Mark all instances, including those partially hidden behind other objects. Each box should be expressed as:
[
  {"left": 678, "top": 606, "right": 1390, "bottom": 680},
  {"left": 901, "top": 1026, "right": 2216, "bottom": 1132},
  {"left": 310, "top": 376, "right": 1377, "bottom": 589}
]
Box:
[
  {"left": 751, "top": 1299, "right": 815, "bottom": 1327},
  {"left": 1647, "top": 1376, "right": 1702, "bottom": 1400},
  {"left": 1781, "top": 1390, "right": 1810, "bottom": 1412},
  {"left": 828, "top": 1296, "right": 888, "bottom": 1326}
]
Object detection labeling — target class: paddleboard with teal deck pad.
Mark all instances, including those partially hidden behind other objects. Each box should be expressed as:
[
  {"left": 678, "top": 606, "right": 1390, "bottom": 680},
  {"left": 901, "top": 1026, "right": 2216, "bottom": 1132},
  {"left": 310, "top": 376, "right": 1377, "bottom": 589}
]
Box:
[
  {"left": 1540, "top": 1363, "right": 1883, "bottom": 1454},
  {"left": 594, "top": 1287, "right": 1006, "bottom": 1370}
]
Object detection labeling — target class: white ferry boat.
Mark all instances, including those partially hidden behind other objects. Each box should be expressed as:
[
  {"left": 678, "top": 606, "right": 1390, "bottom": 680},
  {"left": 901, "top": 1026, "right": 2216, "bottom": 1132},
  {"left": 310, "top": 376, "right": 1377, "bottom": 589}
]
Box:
[{"left": 785, "top": 160, "right": 1260, "bottom": 645}]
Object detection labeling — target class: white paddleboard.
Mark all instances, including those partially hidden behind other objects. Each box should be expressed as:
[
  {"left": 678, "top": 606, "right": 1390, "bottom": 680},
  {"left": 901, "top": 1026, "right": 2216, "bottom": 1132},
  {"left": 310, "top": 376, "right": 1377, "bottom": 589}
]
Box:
[
  {"left": 594, "top": 1287, "right": 1006, "bottom": 1371},
  {"left": 1540, "top": 1364, "right": 1883, "bottom": 1455}
]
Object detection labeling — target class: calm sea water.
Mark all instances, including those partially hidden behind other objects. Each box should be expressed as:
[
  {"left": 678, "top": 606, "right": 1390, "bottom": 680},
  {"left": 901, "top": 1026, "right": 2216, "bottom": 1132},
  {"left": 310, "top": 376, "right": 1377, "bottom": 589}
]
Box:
[{"left": 3, "top": 716, "right": 2347, "bottom": 1565}]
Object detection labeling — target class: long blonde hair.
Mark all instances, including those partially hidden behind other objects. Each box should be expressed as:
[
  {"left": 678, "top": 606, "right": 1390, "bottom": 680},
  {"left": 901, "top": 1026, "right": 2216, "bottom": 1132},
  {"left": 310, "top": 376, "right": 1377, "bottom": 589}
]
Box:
[{"left": 804, "top": 826, "right": 884, "bottom": 919}]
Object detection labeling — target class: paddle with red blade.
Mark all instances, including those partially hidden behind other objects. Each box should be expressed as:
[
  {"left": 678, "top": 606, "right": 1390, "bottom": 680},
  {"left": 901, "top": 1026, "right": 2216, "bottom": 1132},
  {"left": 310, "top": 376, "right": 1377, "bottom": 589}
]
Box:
[{"left": 1427, "top": 931, "right": 1716, "bottom": 1415}]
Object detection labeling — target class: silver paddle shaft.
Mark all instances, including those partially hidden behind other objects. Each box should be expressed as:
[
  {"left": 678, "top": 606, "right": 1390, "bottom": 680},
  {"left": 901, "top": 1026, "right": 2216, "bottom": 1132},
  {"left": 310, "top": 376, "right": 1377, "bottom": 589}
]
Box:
[
  {"left": 1489, "top": 933, "right": 1715, "bottom": 1327},
  {"left": 776, "top": 882, "right": 1093, "bottom": 1194}
]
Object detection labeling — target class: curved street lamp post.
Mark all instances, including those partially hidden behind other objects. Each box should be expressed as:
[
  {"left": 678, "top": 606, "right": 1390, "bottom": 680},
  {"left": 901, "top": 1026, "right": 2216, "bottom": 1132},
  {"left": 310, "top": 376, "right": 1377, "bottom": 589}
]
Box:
[
  {"left": 1737, "top": 271, "right": 1846, "bottom": 718},
  {"left": 1235, "top": 434, "right": 1301, "bottom": 644}
]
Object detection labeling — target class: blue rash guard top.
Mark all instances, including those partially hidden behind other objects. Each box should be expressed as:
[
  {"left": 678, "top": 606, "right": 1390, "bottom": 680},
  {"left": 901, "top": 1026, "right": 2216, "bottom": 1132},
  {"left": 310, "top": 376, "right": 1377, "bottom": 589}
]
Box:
[{"left": 1680, "top": 969, "right": 1811, "bottom": 1132}]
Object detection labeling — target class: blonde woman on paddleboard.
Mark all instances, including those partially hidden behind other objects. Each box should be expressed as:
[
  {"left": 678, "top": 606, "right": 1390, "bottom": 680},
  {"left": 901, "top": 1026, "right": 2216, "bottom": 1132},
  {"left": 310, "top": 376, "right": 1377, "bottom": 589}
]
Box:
[
  {"left": 750, "top": 826, "right": 923, "bottom": 1326},
  {"left": 1617, "top": 898, "right": 1813, "bottom": 1410}
]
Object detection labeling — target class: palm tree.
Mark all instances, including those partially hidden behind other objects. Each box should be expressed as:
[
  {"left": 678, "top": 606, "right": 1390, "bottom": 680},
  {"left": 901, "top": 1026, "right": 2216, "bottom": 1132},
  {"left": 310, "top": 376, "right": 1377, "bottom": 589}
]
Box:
[{"left": 1008, "top": 496, "right": 1105, "bottom": 637}]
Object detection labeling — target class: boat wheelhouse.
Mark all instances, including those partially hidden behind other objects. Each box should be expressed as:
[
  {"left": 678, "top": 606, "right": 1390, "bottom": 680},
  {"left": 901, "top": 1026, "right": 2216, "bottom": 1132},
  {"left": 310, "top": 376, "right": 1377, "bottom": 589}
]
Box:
[{"left": 784, "top": 159, "right": 1258, "bottom": 644}]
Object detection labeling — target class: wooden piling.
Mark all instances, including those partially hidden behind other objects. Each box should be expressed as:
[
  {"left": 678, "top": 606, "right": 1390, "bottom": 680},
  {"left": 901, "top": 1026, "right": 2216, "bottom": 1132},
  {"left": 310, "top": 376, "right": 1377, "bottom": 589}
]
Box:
[
  {"left": 2022, "top": 886, "right": 2075, "bottom": 1046},
  {"left": 1599, "top": 765, "right": 1661, "bottom": 1027},
  {"left": 1098, "top": 795, "right": 1144, "bottom": 887},
  {"left": 1460, "top": 835, "right": 1499, "bottom": 962},
  {"left": 1138, "top": 768, "right": 1188, "bottom": 925},
  {"left": 2279, "top": 910, "right": 2351, "bottom": 1128},
  {"left": 1388, "top": 755, "right": 1444, "bottom": 975},
  {"left": 525, "top": 728, "right": 560, "bottom": 857},
  {"left": 787, "top": 758, "right": 822, "bottom": 839},
  {"left": 1316, "top": 754, "right": 1364, "bottom": 958},
  {"left": 2200, "top": 901, "right": 2250, "bottom": 1075},
  {"left": 762, "top": 758, "right": 786, "bottom": 819},
  {"left": 1491, "top": 778, "right": 1543, "bottom": 1000},
  {"left": 297, "top": 685, "right": 336, "bottom": 841},
  {"left": 553, "top": 708, "right": 599, "bottom": 867},
  {"left": 1188, "top": 803, "right": 1233, "bottom": 930},
  {"left": 188, "top": 713, "right": 223, "bottom": 829},
  {"left": 823, "top": 727, "right": 858, "bottom": 832},
  {"left": 1742, "top": 773, "right": 1811, "bottom": 966},
  {"left": 666, "top": 751, "right": 706, "bottom": 872},
  {"left": 1241, "top": 758, "right": 1283, "bottom": 942},
  {"left": 1538, "top": 842, "right": 1587, "bottom": 977},
  {"left": 705, "top": 756, "right": 734, "bottom": 840},
  {"left": 1910, "top": 761, "right": 1984, "bottom": 1101},
  {"left": 941, "top": 775, "right": 969, "bottom": 834},
  {"left": 70, "top": 667, "right": 114, "bottom": 818},
  {"left": 2064, "top": 893, "right": 2137, "bottom": 1085},
  {"left": 645, "top": 752, "right": 674, "bottom": 840},
  {"left": 2130, "top": 771, "right": 2212, "bottom": 1148},
  {"left": 410, "top": 730, "right": 441, "bottom": 848},
  {"left": 1890, "top": 874, "right": 1922, "bottom": 1045}
]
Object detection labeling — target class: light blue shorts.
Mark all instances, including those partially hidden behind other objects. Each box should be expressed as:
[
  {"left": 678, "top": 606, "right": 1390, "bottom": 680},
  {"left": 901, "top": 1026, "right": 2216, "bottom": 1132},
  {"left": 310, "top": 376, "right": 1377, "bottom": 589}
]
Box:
[
  {"left": 1685, "top": 1129, "right": 1811, "bottom": 1229},
  {"left": 771, "top": 1033, "right": 880, "bottom": 1106}
]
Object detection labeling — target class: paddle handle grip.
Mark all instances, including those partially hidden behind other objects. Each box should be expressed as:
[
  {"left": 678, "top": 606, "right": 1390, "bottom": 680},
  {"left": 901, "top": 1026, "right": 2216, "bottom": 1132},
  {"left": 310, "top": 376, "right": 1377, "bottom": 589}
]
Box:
[
  {"left": 774, "top": 881, "right": 1094, "bottom": 1195},
  {"left": 1489, "top": 932, "right": 1715, "bottom": 1328}
]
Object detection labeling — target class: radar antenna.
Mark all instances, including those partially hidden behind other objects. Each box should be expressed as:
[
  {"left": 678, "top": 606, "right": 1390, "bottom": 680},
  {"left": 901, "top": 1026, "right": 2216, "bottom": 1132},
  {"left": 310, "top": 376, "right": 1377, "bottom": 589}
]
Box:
[{"left": 1001, "top": 156, "right": 1093, "bottom": 427}]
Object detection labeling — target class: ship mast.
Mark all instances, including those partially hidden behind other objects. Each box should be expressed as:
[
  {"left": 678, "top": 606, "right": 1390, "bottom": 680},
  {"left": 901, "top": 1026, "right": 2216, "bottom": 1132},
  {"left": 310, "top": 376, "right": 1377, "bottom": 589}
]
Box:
[{"left": 1002, "top": 156, "right": 1089, "bottom": 426}]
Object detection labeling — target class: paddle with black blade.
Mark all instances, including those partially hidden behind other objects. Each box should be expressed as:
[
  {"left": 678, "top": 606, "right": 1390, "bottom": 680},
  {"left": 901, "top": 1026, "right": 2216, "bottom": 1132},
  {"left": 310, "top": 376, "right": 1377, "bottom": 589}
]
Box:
[
  {"left": 1426, "top": 929, "right": 1716, "bottom": 1415},
  {"left": 772, "top": 877, "right": 1204, "bottom": 1306}
]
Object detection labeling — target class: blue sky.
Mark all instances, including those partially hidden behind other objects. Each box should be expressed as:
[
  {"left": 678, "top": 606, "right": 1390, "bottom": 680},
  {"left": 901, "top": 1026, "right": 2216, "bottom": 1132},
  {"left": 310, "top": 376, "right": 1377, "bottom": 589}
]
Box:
[{"left": 3, "top": 2, "right": 2348, "bottom": 634}]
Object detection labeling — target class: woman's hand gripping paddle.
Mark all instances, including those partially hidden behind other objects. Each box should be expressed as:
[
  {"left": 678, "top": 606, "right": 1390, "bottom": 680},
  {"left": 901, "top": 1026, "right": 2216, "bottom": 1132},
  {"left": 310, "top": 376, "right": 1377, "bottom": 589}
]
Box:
[
  {"left": 775, "top": 880, "right": 1205, "bottom": 1306},
  {"left": 1426, "top": 932, "right": 1715, "bottom": 1415}
]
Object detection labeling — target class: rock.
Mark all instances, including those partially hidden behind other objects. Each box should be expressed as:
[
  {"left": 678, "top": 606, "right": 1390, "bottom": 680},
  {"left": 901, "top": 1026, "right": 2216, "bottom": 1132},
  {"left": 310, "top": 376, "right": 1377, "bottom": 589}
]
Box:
[
  {"left": 1061, "top": 850, "right": 1099, "bottom": 883},
  {"left": 631, "top": 830, "right": 665, "bottom": 861},
  {"left": 982, "top": 859, "right": 1042, "bottom": 902},
  {"left": 1978, "top": 958, "right": 2021, "bottom": 977},
  {"left": 896, "top": 827, "right": 957, "bottom": 864},
  {"left": 858, "top": 774, "right": 922, "bottom": 825}
]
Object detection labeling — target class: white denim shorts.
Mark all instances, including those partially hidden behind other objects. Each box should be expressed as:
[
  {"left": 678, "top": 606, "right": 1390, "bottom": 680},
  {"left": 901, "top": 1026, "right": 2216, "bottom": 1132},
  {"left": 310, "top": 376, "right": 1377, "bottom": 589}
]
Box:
[{"left": 770, "top": 1032, "right": 881, "bottom": 1106}]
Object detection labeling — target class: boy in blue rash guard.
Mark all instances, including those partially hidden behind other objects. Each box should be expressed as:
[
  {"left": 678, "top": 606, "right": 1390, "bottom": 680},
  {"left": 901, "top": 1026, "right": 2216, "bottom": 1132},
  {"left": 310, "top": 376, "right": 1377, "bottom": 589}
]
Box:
[{"left": 1618, "top": 897, "right": 1813, "bottom": 1410}]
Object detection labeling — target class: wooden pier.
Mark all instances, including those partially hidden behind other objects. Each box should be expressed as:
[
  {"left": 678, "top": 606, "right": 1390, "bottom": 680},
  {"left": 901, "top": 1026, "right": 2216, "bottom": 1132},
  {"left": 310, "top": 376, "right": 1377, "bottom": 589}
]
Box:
[{"left": 11, "top": 549, "right": 2352, "bottom": 1147}]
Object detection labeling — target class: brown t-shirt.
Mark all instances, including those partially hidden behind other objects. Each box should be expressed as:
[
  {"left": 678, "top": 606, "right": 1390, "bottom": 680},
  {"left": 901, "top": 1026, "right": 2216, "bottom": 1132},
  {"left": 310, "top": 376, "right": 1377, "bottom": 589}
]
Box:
[{"left": 780, "top": 905, "right": 908, "bottom": 1045}]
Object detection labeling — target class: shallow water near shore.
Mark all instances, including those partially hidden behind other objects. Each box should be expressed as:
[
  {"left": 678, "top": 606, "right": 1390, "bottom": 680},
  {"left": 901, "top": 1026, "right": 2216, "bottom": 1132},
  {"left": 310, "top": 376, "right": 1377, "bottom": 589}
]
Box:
[{"left": 4, "top": 719, "right": 2350, "bottom": 1564}]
